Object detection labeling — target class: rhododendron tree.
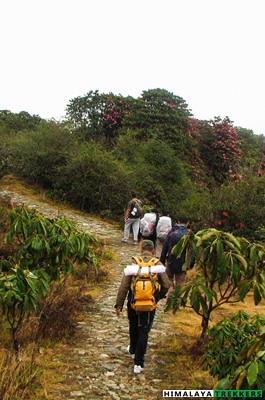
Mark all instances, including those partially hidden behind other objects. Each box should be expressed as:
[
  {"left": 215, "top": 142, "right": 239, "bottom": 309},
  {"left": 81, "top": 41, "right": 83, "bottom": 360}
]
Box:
[
  {"left": 199, "top": 116, "right": 241, "bottom": 184},
  {"left": 66, "top": 90, "right": 133, "bottom": 145},
  {"left": 186, "top": 118, "right": 208, "bottom": 187}
]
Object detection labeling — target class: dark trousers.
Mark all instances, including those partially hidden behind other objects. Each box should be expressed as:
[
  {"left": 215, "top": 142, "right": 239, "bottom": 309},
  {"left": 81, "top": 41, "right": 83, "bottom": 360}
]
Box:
[{"left": 127, "top": 305, "right": 155, "bottom": 368}]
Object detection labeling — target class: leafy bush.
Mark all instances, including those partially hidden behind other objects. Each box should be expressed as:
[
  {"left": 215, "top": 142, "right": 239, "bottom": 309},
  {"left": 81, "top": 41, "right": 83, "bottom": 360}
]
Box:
[
  {"left": 6, "top": 121, "right": 77, "bottom": 188},
  {"left": 0, "top": 205, "right": 100, "bottom": 352},
  {"left": 55, "top": 141, "right": 132, "bottom": 218},
  {"left": 166, "top": 229, "right": 265, "bottom": 338},
  {"left": 202, "top": 311, "right": 265, "bottom": 380},
  {"left": 113, "top": 133, "right": 195, "bottom": 218},
  {"left": 215, "top": 333, "right": 265, "bottom": 391}
]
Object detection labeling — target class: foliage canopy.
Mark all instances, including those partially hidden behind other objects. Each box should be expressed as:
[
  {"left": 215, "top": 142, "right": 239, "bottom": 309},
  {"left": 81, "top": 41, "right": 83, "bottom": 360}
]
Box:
[{"left": 1, "top": 87, "right": 265, "bottom": 237}]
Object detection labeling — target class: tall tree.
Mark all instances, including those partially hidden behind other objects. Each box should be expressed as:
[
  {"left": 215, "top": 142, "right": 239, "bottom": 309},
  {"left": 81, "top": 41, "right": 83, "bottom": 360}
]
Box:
[
  {"left": 199, "top": 116, "right": 241, "bottom": 184},
  {"left": 66, "top": 90, "right": 133, "bottom": 146},
  {"left": 121, "top": 88, "right": 193, "bottom": 155},
  {"left": 236, "top": 127, "right": 265, "bottom": 175}
]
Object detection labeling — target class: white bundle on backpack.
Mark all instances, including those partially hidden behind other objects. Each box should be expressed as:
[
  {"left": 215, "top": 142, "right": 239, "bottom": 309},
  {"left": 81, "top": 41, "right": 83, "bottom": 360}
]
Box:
[
  {"left": 156, "top": 216, "right": 172, "bottom": 240},
  {"left": 140, "top": 213, "right": 157, "bottom": 237},
  {"left": 124, "top": 264, "right": 166, "bottom": 276}
]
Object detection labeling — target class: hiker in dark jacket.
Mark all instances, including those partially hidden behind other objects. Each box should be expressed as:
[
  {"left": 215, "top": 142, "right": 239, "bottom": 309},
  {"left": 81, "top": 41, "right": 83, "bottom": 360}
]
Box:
[
  {"left": 160, "top": 216, "right": 190, "bottom": 300},
  {"left": 115, "top": 240, "right": 169, "bottom": 374}
]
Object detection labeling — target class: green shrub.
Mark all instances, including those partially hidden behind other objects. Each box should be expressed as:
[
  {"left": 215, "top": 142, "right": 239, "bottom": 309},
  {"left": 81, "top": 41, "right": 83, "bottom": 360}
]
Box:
[{"left": 202, "top": 311, "right": 265, "bottom": 379}]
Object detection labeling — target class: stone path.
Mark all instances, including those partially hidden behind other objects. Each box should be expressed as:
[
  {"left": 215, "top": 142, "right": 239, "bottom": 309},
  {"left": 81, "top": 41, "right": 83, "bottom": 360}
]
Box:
[{"left": 0, "top": 189, "right": 172, "bottom": 400}]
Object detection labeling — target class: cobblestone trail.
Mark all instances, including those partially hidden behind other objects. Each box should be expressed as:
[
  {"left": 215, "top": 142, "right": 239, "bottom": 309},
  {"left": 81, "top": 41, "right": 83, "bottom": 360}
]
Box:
[{"left": 0, "top": 189, "right": 172, "bottom": 400}]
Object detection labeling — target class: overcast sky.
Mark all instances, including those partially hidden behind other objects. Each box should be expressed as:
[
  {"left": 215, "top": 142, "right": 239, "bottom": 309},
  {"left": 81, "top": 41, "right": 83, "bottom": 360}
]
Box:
[{"left": 1, "top": 0, "right": 264, "bottom": 134}]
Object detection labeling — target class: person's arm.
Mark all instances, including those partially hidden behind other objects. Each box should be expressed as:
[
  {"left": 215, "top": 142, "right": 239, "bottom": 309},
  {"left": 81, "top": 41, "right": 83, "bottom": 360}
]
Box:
[
  {"left": 115, "top": 275, "right": 131, "bottom": 315},
  {"left": 160, "top": 231, "right": 171, "bottom": 264},
  {"left": 124, "top": 207, "right": 130, "bottom": 223},
  {"left": 157, "top": 272, "right": 170, "bottom": 299},
  {"left": 124, "top": 200, "right": 132, "bottom": 222}
]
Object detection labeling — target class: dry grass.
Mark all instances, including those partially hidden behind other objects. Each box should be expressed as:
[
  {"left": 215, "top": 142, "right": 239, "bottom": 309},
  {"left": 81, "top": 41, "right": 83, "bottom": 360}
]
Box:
[
  {"left": 0, "top": 174, "right": 46, "bottom": 199},
  {"left": 0, "top": 346, "right": 41, "bottom": 400}
]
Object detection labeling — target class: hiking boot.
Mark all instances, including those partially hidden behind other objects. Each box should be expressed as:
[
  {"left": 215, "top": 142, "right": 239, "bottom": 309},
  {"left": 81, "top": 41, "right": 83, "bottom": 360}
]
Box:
[
  {"left": 121, "top": 238, "right": 128, "bottom": 243},
  {"left": 126, "top": 345, "right": 135, "bottom": 359},
  {"left": 134, "top": 365, "right": 144, "bottom": 374},
  {"left": 133, "top": 241, "right": 138, "bottom": 245}
]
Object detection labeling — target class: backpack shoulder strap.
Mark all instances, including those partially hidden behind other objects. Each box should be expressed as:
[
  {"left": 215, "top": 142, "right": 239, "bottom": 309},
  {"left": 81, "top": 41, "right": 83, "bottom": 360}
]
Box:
[
  {"left": 132, "top": 256, "right": 143, "bottom": 265},
  {"left": 149, "top": 257, "right": 160, "bottom": 266},
  {"left": 132, "top": 256, "right": 160, "bottom": 266}
]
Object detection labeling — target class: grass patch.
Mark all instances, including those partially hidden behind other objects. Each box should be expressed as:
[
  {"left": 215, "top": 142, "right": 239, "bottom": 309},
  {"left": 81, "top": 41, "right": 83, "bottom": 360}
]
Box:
[{"left": 0, "top": 346, "right": 41, "bottom": 400}]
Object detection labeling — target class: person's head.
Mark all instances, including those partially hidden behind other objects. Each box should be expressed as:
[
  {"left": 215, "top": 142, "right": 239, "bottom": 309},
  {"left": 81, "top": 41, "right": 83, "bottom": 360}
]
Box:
[
  {"left": 130, "top": 190, "right": 137, "bottom": 199},
  {"left": 162, "top": 210, "right": 170, "bottom": 216},
  {"left": 151, "top": 208, "right": 159, "bottom": 215},
  {"left": 178, "top": 216, "right": 190, "bottom": 225},
  {"left": 141, "top": 240, "right": 155, "bottom": 255}
]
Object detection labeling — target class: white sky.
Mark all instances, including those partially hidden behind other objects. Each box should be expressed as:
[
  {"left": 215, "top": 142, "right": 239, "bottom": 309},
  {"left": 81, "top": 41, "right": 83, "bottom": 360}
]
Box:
[{"left": 1, "top": 0, "right": 264, "bottom": 134}]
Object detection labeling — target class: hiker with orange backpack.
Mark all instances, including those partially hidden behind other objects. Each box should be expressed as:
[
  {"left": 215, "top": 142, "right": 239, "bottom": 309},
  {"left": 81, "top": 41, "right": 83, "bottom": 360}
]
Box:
[{"left": 115, "top": 240, "right": 169, "bottom": 374}]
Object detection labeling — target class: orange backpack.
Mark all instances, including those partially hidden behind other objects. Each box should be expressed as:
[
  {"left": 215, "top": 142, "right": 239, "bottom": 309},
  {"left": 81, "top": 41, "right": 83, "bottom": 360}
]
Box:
[{"left": 130, "top": 256, "right": 160, "bottom": 312}]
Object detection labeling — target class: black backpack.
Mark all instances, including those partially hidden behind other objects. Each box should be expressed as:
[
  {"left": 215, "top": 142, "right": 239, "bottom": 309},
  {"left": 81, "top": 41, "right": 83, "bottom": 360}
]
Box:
[
  {"left": 170, "top": 225, "right": 188, "bottom": 246},
  {"left": 168, "top": 225, "right": 188, "bottom": 273}
]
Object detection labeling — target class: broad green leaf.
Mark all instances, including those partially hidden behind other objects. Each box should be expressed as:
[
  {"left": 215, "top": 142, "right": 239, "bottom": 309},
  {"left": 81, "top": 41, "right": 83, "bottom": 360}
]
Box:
[
  {"left": 233, "top": 253, "right": 248, "bottom": 269},
  {"left": 238, "top": 281, "right": 251, "bottom": 301},
  {"left": 222, "top": 232, "right": 241, "bottom": 249},
  {"left": 192, "top": 298, "right": 200, "bottom": 314},
  {"left": 258, "top": 360, "right": 265, "bottom": 377},
  {"left": 247, "top": 340, "right": 260, "bottom": 358},
  {"left": 199, "top": 294, "right": 208, "bottom": 316},
  {"left": 190, "top": 286, "right": 198, "bottom": 305},
  {"left": 5, "top": 231, "right": 14, "bottom": 244},
  {"left": 199, "top": 284, "right": 214, "bottom": 301},
  {"left": 215, "top": 377, "right": 231, "bottom": 390},
  {"left": 172, "top": 237, "right": 186, "bottom": 257},
  {"left": 247, "top": 361, "right": 258, "bottom": 386},
  {"left": 254, "top": 284, "right": 263, "bottom": 305},
  {"left": 216, "top": 238, "right": 223, "bottom": 258},
  {"left": 257, "top": 351, "right": 265, "bottom": 359},
  {"left": 31, "top": 236, "right": 42, "bottom": 250},
  {"left": 256, "top": 273, "right": 265, "bottom": 285},
  {"left": 249, "top": 246, "right": 258, "bottom": 265}
]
